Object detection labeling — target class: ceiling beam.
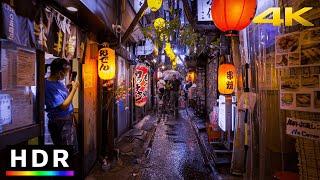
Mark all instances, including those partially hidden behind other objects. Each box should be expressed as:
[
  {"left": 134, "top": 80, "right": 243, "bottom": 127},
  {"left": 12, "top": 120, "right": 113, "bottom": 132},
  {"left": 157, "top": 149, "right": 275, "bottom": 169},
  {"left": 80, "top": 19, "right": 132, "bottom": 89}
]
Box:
[
  {"left": 181, "top": 0, "right": 196, "bottom": 29},
  {"left": 121, "top": 0, "right": 148, "bottom": 44}
]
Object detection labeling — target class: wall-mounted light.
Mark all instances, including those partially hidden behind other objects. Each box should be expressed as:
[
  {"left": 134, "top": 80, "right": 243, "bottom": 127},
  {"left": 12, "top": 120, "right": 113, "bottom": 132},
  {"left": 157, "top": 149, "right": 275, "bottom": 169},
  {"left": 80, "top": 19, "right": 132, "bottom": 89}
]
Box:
[{"left": 66, "top": 6, "right": 78, "bottom": 12}]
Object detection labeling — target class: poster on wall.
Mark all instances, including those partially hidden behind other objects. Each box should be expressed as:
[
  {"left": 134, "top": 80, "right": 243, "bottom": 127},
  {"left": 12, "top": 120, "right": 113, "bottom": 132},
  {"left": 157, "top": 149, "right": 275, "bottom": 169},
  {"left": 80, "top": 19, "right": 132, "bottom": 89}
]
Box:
[
  {"left": 277, "top": 27, "right": 320, "bottom": 112},
  {"left": 134, "top": 64, "right": 149, "bottom": 107},
  {"left": 0, "top": 94, "right": 12, "bottom": 126},
  {"left": 197, "top": 0, "right": 212, "bottom": 21},
  {"left": 16, "top": 49, "right": 36, "bottom": 86},
  {"left": 286, "top": 117, "right": 320, "bottom": 141}
]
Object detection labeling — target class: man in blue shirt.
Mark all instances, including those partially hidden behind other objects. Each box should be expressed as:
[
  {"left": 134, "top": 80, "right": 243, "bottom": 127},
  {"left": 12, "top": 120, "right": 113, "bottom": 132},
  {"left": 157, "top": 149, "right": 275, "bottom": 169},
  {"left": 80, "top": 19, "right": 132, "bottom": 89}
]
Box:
[{"left": 45, "top": 58, "right": 79, "bottom": 153}]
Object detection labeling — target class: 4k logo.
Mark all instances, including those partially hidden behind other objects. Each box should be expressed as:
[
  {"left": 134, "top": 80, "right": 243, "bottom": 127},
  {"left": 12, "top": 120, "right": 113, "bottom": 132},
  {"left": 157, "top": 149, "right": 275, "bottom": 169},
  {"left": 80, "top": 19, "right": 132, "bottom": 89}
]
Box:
[{"left": 253, "top": 7, "right": 314, "bottom": 26}]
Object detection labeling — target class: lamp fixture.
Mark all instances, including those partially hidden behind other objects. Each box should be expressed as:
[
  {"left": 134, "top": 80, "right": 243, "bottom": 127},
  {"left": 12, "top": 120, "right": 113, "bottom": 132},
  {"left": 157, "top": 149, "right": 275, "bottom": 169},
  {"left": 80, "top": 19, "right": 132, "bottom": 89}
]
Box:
[{"left": 66, "top": 6, "right": 78, "bottom": 12}]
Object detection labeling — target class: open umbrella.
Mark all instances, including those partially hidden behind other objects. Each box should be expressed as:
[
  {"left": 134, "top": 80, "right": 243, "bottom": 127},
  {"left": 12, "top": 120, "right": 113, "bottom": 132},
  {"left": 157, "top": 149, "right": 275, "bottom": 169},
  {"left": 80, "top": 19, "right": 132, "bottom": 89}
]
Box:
[{"left": 163, "top": 70, "right": 181, "bottom": 80}]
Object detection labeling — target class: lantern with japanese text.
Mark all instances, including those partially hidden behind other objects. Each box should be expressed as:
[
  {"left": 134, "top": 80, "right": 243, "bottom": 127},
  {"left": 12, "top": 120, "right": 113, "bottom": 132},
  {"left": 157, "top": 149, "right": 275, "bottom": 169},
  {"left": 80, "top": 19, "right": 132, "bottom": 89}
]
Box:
[
  {"left": 154, "top": 18, "right": 165, "bottom": 32},
  {"left": 98, "top": 47, "right": 116, "bottom": 80},
  {"left": 147, "top": 0, "right": 162, "bottom": 12},
  {"left": 186, "top": 71, "right": 196, "bottom": 82},
  {"left": 218, "top": 64, "right": 236, "bottom": 94},
  {"left": 135, "top": 64, "right": 149, "bottom": 107},
  {"left": 211, "top": 0, "right": 257, "bottom": 36}
]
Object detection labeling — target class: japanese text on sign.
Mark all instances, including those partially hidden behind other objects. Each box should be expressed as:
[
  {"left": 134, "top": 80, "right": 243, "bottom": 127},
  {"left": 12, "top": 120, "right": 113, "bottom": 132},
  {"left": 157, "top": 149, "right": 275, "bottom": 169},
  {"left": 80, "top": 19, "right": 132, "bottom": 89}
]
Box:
[{"left": 135, "top": 64, "right": 149, "bottom": 107}]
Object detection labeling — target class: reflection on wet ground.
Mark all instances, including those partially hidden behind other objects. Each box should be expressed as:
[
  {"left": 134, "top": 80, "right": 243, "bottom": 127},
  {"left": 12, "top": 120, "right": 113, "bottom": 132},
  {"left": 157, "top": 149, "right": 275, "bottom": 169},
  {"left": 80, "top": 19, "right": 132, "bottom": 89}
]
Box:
[{"left": 141, "top": 111, "right": 212, "bottom": 180}]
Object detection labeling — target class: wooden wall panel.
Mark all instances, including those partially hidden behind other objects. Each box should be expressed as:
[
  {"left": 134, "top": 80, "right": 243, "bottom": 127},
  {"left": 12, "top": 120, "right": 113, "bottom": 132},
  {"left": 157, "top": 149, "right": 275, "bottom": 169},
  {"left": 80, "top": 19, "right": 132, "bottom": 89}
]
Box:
[{"left": 82, "top": 39, "right": 98, "bottom": 174}]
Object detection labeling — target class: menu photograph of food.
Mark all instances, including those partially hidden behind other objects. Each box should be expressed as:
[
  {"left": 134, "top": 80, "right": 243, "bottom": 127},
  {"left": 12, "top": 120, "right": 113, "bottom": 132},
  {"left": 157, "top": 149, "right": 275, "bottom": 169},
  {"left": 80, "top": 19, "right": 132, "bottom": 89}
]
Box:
[
  {"left": 300, "top": 28, "right": 320, "bottom": 66},
  {"left": 276, "top": 54, "right": 289, "bottom": 67},
  {"left": 288, "top": 53, "right": 300, "bottom": 66},
  {"left": 276, "top": 32, "right": 300, "bottom": 54},
  {"left": 301, "top": 75, "right": 319, "bottom": 89},
  {"left": 296, "top": 94, "right": 311, "bottom": 107},
  {"left": 280, "top": 93, "right": 294, "bottom": 108},
  {"left": 281, "top": 75, "right": 300, "bottom": 91}
]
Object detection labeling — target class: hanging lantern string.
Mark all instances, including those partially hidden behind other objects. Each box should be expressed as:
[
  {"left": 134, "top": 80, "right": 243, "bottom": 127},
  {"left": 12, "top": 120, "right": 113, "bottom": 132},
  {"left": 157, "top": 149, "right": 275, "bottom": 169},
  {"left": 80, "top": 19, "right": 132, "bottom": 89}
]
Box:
[{"left": 88, "top": 40, "right": 111, "bottom": 47}]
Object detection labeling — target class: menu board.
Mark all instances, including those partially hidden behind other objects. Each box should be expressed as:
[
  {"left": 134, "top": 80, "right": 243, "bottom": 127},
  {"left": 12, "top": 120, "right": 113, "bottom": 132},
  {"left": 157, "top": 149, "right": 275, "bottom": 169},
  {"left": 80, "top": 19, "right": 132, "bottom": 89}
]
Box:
[
  {"left": 16, "top": 49, "right": 36, "bottom": 86},
  {"left": 0, "top": 94, "right": 12, "bottom": 126},
  {"left": 276, "top": 27, "right": 320, "bottom": 112}
]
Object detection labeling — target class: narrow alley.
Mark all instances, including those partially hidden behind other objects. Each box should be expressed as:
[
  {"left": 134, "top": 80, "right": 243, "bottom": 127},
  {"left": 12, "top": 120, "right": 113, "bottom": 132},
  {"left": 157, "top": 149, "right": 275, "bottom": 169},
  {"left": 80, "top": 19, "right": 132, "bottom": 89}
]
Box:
[
  {"left": 87, "top": 110, "right": 212, "bottom": 180},
  {"left": 1, "top": 0, "right": 319, "bottom": 180},
  {"left": 141, "top": 111, "right": 210, "bottom": 179}
]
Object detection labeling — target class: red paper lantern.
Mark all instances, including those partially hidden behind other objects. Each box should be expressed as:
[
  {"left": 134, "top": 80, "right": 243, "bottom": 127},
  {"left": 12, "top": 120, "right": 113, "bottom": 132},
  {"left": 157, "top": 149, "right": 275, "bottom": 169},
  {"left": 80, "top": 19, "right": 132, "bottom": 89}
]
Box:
[
  {"left": 211, "top": 0, "right": 257, "bottom": 35},
  {"left": 135, "top": 64, "right": 149, "bottom": 107}
]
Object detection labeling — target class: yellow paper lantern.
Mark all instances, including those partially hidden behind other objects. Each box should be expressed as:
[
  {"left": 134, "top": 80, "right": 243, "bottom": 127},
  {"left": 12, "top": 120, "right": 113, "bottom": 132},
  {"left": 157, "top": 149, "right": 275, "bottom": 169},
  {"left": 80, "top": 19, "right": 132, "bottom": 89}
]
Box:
[
  {"left": 98, "top": 47, "right": 116, "bottom": 80},
  {"left": 147, "top": 0, "right": 162, "bottom": 12},
  {"left": 218, "top": 64, "right": 236, "bottom": 94},
  {"left": 154, "top": 18, "right": 165, "bottom": 32}
]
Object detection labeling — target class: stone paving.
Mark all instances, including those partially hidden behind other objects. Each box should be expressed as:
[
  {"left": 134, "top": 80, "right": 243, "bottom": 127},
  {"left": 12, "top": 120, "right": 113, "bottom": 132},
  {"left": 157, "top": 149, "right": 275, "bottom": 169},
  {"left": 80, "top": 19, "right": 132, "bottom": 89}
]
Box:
[{"left": 86, "top": 111, "right": 212, "bottom": 180}]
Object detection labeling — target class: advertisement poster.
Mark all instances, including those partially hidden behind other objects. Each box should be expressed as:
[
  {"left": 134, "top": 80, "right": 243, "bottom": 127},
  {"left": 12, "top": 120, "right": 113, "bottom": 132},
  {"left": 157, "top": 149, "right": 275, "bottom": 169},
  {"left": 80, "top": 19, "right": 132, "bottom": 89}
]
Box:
[
  {"left": 0, "top": 94, "right": 12, "bottom": 126},
  {"left": 277, "top": 27, "right": 320, "bottom": 112},
  {"left": 286, "top": 117, "right": 320, "bottom": 141},
  {"left": 16, "top": 49, "right": 36, "bottom": 87}
]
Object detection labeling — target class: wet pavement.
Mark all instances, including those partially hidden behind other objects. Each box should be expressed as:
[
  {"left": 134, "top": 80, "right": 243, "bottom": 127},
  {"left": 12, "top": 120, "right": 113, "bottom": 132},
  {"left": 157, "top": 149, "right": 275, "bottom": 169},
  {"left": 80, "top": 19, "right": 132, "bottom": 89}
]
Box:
[
  {"left": 86, "top": 111, "right": 212, "bottom": 180},
  {"left": 141, "top": 111, "right": 212, "bottom": 180}
]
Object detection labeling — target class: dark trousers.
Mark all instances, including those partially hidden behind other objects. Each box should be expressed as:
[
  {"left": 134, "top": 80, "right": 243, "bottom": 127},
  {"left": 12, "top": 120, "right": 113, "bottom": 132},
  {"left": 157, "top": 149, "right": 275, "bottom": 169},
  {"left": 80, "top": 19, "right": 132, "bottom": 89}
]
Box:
[{"left": 48, "top": 114, "right": 78, "bottom": 154}]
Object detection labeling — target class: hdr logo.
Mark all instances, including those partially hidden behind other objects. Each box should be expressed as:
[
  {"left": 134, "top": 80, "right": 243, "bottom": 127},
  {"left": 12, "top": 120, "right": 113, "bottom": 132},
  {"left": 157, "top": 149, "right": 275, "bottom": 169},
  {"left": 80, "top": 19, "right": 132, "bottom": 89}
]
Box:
[{"left": 4, "top": 146, "right": 74, "bottom": 177}]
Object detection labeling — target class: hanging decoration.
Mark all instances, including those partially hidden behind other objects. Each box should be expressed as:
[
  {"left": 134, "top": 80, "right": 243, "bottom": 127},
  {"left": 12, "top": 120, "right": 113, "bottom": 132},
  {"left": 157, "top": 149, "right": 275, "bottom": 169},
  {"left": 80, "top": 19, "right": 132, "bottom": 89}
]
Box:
[
  {"left": 218, "top": 64, "right": 236, "bottom": 94},
  {"left": 211, "top": 0, "right": 257, "bottom": 36},
  {"left": 154, "top": 18, "right": 166, "bottom": 32},
  {"left": 98, "top": 47, "right": 116, "bottom": 80},
  {"left": 147, "top": 0, "right": 162, "bottom": 12},
  {"left": 164, "top": 43, "right": 176, "bottom": 61},
  {"left": 172, "top": 57, "right": 177, "bottom": 70},
  {"left": 135, "top": 64, "right": 149, "bottom": 107},
  {"left": 186, "top": 71, "right": 196, "bottom": 82}
]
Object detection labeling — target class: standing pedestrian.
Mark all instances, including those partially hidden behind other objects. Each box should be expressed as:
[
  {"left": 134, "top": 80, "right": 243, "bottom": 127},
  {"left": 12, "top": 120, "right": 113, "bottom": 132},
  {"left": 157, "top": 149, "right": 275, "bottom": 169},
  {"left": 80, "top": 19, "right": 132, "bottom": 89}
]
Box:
[{"left": 45, "top": 58, "right": 79, "bottom": 154}]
